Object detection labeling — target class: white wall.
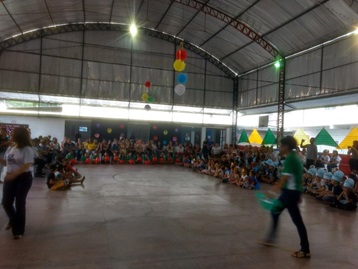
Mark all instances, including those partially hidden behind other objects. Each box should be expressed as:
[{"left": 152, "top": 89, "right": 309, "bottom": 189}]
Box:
[{"left": 0, "top": 115, "right": 65, "bottom": 139}]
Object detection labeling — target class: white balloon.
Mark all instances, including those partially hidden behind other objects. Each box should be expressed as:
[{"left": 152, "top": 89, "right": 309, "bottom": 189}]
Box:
[{"left": 174, "top": 84, "right": 186, "bottom": 96}]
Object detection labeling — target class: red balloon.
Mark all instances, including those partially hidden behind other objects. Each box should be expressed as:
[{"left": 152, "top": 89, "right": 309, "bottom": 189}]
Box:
[
  {"left": 176, "top": 50, "right": 187, "bottom": 61},
  {"left": 159, "top": 158, "right": 164, "bottom": 163},
  {"left": 96, "top": 157, "right": 101, "bottom": 164},
  {"left": 144, "top": 160, "right": 151, "bottom": 165},
  {"left": 152, "top": 157, "right": 158, "bottom": 163},
  {"left": 168, "top": 158, "right": 173, "bottom": 162},
  {"left": 137, "top": 157, "right": 142, "bottom": 162},
  {"left": 113, "top": 156, "right": 119, "bottom": 162},
  {"left": 70, "top": 159, "right": 76, "bottom": 165},
  {"left": 104, "top": 156, "right": 110, "bottom": 162},
  {"left": 128, "top": 160, "right": 135, "bottom": 165},
  {"left": 144, "top": 81, "right": 151, "bottom": 88},
  {"left": 85, "top": 158, "right": 91, "bottom": 164},
  {"left": 176, "top": 158, "right": 181, "bottom": 163},
  {"left": 119, "top": 160, "right": 125, "bottom": 164}
]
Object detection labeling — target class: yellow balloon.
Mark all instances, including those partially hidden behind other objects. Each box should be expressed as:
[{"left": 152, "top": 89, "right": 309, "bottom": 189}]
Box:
[
  {"left": 173, "top": 60, "right": 186, "bottom": 72},
  {"left": 141, "top": 93, "right": 149, "bottom": 101},
  {"left": 107, "top": 128, "right": 112, "bottom": 134}
]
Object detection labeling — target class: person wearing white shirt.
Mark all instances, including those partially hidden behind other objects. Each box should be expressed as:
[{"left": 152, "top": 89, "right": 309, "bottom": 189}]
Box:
[
  {"left": 327, "top": 150, "right": 341, "bottom": 172},
  {"left": 0, "top": 127, "right": 34, "bottom": 240},
  {"left": 211, "top": 143, "right": 222, "bottom": 157}
]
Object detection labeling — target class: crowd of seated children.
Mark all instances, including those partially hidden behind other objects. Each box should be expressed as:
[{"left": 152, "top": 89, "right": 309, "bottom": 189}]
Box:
[
  {"left": 46, "top": 157, "right": 85, "bottom": 191},
  {"left": 332, "top": 178, "right": 357, "bottom": 210},
  {"left": 192, "top": 145, "right": 281, "bottom": 191},
  {"left": 305, "top": 168, "right": 326, "bottom": 194},
  {"left": 30, "top": 134, "right": 209, "bottom": 166},
  {"left": 187, "top": 142, "right": 357, "bottom": 211},
  {"left": 303, "top": 168, "right": 357, "bottom": 211},
  {"left": 260, "top": 159, "right": 279, "bottom": 184},
  {"left": 30, "top": 131, "right": 358, "bottom": 212},
  {"left": 71, "top": 137, "right": 205, "bottom": 165}
]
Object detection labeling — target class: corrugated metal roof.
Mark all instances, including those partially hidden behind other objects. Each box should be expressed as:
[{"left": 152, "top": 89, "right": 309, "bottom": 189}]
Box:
[{"left": 0, "top": 0, "right": 357, "bottom": 75}]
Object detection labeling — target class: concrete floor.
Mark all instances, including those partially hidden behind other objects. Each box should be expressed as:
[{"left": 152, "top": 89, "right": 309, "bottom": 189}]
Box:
[{"left": 0, "top": 165, "right": 357, "bottom": 269}]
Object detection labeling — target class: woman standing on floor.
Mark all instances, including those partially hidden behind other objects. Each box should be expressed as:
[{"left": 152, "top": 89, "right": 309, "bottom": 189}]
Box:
[
  {"left": 260, "top": 136, "right": 310, "bottom": 258},
  {"left": 0, "top": 127, "right": 11, "bottom": 183},
  {"left": 0, "top": 127, "right": 34, "bottom": 239}
]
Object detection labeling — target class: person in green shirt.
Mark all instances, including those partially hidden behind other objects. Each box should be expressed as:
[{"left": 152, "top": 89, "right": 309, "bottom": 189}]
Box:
[{"left": 260, "top": 136, "right": 310, "bottom": 258}]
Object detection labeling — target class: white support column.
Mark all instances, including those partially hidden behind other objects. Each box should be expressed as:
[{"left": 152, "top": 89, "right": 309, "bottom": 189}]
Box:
[
  {"left": 226, "top": 127, "right": 232, "bottom": 145},
  {"left": 191, "top": 130, "right": 195, "bottom": 145},
  {"left": 201, "top": 127, "right": 206, "bottom": 146}
]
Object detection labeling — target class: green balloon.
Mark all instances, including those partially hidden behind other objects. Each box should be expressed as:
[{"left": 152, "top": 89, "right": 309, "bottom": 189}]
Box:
[{"left": 147, "top": 96, "right": 154, "bottom": 103}]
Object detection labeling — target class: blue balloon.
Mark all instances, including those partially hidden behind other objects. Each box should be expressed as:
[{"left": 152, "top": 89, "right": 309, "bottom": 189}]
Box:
[{"left": 177, "top": 73, "right": 188, "bottom": 84}]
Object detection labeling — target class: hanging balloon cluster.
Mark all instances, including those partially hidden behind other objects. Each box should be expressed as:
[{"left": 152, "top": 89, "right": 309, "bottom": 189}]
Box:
[
  {"left": 141, "top": 80, "right": 155, "bottom": 110},
  {"left": 173, "top": 42, "right": 188, "bottom": 96}
]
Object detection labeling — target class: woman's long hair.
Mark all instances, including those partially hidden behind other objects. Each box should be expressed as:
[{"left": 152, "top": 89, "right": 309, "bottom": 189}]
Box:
[{"left": 12, "top": 127, "right": 32, "bottom": 149}]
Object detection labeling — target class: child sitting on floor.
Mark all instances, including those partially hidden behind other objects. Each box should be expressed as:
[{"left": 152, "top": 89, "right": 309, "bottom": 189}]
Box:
[
  {"left": 214, "top": 164, "right": 224, "bottom": 179},
  {"left": 243, "top": 170, "right": 259, "bottom": 190},
  {"left": 229, "top": 167, "right": 241, "bottom": 184},
  {"left": 330, "top": 178, "right": 357, "bottom": 210},
  {"left": 200, "top": 159, "right": 214, "bottom": 175},
  {"left": 250, "top": 170, "right": 260, "bottom": 190},
  {"left": 241, "top": 169, "right": 253, "bottom": 189},
  {"left": 221, "top": 166, "right": 231, "bottom": 183},
  {"left": 195, "top": 159, "right": 207, "bottom": 172},
  {"left": 306, "top": 168, "right": 325, "bottom": 194},
  {"left": 314, "top": 172, "right": 332, "bottom": 199},
  {"left": 236, "top": 165, "right": 248, "bottom": 187},
  {"left": 303, "top": 167, "right": 317, "bottom": 192},
  {"left": 322, "top": 170, "right": 344, "bottom": 203},
  {"left": 47, "top": 164, "right": 70, "bottom": 191}
]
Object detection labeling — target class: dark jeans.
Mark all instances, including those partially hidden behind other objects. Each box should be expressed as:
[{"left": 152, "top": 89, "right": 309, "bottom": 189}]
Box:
[
  {"left": 349, "top": 158, "right": 358, "bottom": 172},
  {"left": 327, "top": 164, "right": 338, "bottom": 172},
  {"left": 267, "top": 189, "right": 310, "bottom": 253},
  {"left": 34, "top": 158, "right": 47, "bottom": 175},
  {"left": 305, "top": 159, "right": 315, "bottom": 169},
  {"left": 2, "top": 171, "right": 33, "bottom": 236}
]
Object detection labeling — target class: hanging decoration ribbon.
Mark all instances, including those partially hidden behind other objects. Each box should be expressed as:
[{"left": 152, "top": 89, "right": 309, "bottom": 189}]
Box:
[{"left": 173, "top": 41, "right": 188, "bottom": 95}]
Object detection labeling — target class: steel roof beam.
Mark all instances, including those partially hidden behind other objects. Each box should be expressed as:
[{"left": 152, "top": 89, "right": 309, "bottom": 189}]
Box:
[
  {"left": 176, "top": 0, "right": 210, "bottom": 36},
  {"left": 136, "top": 0, "right": 145, "bottom": 16},
  {"left": 109, "top": 0, "right": 115, "bottom": 23},
  {"left": 221, "top": 0, "right": 329, "bottom": 61},
  {"left": 44, "top": 0, "right": 55, "bottom": 26},
  {"left": 0, "top": 22, "right": 237, "bottom": 78},
  {"left": 155, "top": 1, "right": 175, "bottom": 29},
  {"left": 200, "top": 0, "right": 261, "bottom": 47},
  {"left": 173, "top": 0, "right": 281, "bottom": 59},
  {"left": 82, "top": 0, "right": 86, "bottom": 22},
  {"left": 2, "top": 1, "right": 23, "bottom": 34}
]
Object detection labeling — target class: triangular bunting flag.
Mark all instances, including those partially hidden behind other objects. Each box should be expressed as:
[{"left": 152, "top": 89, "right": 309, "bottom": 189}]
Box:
[
  {"left": 262, "top": 128, "right": 277, "bottom": 145},
  {"left": 338, "top": 127, "right": 358, "bottom": 149},
  {"left": 249, "top": 129, "right": 263, "bottom": 145},
  {"left": 238, "top": 130, "right": 249, "bottom": 144},
  {"left": 314, "top": 128, "right": 338, "bottom": 147},
  {"left": 294, "top": 128, "right": 310, "bottom": 146}
]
